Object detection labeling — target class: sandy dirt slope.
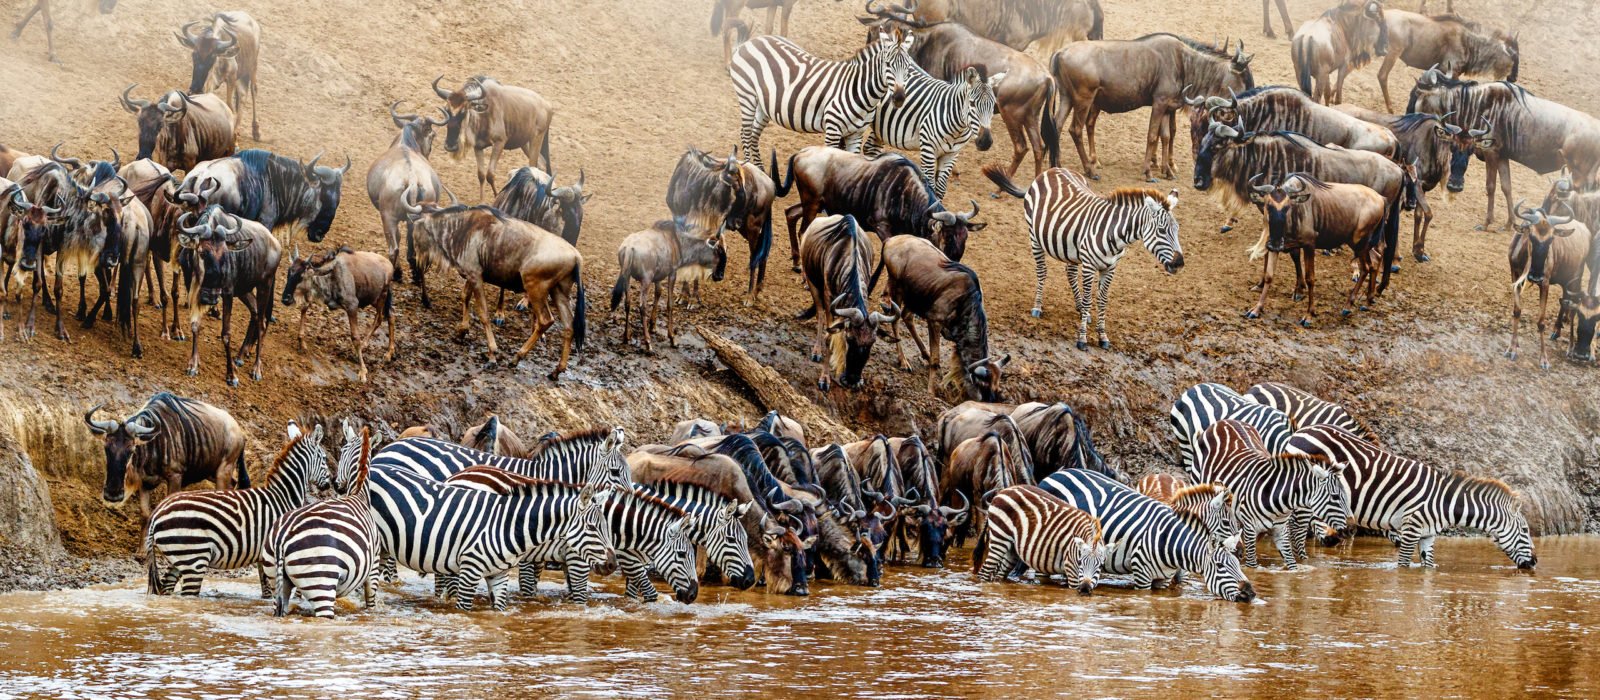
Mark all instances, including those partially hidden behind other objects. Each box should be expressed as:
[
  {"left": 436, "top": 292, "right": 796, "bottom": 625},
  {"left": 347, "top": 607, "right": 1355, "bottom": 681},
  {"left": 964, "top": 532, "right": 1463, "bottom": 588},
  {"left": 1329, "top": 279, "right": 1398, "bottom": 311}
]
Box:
[{"left": 1, "top": 0, "right": 1598, "bottom": 562}]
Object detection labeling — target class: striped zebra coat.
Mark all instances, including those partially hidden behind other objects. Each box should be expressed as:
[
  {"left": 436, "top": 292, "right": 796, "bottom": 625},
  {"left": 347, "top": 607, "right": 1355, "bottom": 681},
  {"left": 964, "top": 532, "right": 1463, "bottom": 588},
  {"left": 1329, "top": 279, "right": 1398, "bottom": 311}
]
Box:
[
  {"left": 264, "top": 423, "right": 378, "bottom": 618},
  {"left": 367, "top": 463, "right": 616, "bottom": 610},
  {"left": 145, "top": 424, "right": 331, "bottom": 598},
  {"left": 1244, "top": 382, "right": 1381, "bottom": 447},
  {"left": 728, "top": 31, "right": 913, "bottom": 158},
  {"left": 866, "top": 65, "right": 1004, "bottom": 198},
  {"left": 1192, "top": 420, "right": 1346, "bottom": 570},
  {"left": 985, "top": 165, "right": 1184, "bottom": 350},
  {"left": 1037, "top": 468, "right": 1254, "bottom": 601},
  {"left": 1286, "top": 425, "right": 1536, "bottom": 569},
  {"left": 447, "top": 470, "right": 701, "bottom": 604},
  {"left": 976, "top": 485, "right": 1106, "bottom": 593},
  {"left": 1165, "top": 483, "right": 1238, "bottom": 550}
]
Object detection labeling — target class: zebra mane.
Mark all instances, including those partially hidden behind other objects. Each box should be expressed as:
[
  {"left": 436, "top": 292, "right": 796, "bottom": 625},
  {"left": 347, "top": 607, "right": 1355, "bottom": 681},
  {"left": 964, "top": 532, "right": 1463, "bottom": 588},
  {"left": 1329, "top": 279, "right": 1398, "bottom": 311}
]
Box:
[
  {"left": 1170, "top": 483, "right": 1232, "bottom": 506},
  {"left": 262, "top": 431, "right": 309, "bottom": 486},
  {"left": 1449, "top": 471, "right": 1517, "bottom": 499},
  {"left": 449, "top": 465, "right": 591, "bottom": 494},
  {"left": 1107, "top": 187, "right": 1170, "bottom": 208},
  {"left": 527, "top": 426, "right": 616, "bottom": 458},
  {"left": 626, "top": 484, "right": 690, "bottom": 518}
]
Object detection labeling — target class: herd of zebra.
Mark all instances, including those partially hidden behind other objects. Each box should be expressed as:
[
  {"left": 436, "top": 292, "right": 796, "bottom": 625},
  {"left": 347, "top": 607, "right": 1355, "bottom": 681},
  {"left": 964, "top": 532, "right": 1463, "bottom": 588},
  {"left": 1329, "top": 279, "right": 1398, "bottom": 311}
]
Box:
[{"left": 113, "top": 375, "right": 1533, "bottom": 618}]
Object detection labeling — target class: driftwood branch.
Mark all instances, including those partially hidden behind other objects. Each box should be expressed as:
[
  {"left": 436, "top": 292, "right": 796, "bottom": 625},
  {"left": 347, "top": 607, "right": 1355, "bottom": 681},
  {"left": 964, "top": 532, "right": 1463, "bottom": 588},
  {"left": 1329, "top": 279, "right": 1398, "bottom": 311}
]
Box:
[{"left": 695, "top": 325, "right": 853, "bottom": 443}]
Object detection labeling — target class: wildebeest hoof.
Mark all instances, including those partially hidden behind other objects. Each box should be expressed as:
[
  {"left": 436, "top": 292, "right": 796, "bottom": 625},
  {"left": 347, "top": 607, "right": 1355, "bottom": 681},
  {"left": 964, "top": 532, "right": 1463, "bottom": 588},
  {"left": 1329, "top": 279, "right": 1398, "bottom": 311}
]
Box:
[
  {"left": 1299, "top": 319, "right": 1313, "bottom": 328},
  {"left": 810, "top": 353, "right": 822, "bottom": 362},
  {"left": 233, "top": 357, "right": 246, "bottom": 367},
  {"left": 1244, "top": 310, "right": 1261, "bottom": 319},
  {"left": 546, "top": 370, "right": 562, "bottom": 382},
  {"left": 1292, "top": 293, "right": 1305, "bottom": 301},
  {"left": 1473, "top": 224, "right": 1487, "bottom": 231},
  {"left": 207, "top": 308, "right": 221, "bottom": 319},
  {"left": 1550, "top": 331, "right": 1561, "bottom": 341},
  {"left": 1389, "top": 264, "right": 1401, "bottom": 273},
  {"left": 989, "top": 191, "right": 1003, "bottom": 199},
  {"left": 1505, "top": 350, "right": 1518, "bottom": 360},
  {"left": 227, "top": 377, "right": 239, "bottom": 387},
  {"left": 1540, "top": 360, "right": 1551, "bottom": 370},
  {"left": 132, "top": 345, "right": 143, "bottom": 359},
  {"left": 1075, "top": 341, "right": 1088, "bottom": 351},
  {"left": 493, "top": 317, "right": 507, "bottom": 327},
  {"left": 1415, "top": 253, "right": 1431, "bottom": 263},
  {"left": 1029, "top": 308, "right": 1042, "bottom": 318},
  {"left": 1359, "top": 305, "right": 1369, "bottom": 311},
  {"left": 790, "top": 265, "right": 802, "bottom": 273},
  {"left": 817, "top": 378, "right": 830, "bottom": 391},
  {"left": 250, "top": 371, "right": 263, "bottom": 382},
  {"left": 1341, "top": 309, "right": 1352, "bottom": 317},
  {"left": 1219, "top": 225, "right": 1233, "bottom": 234},
  {"left": 80, "top": 318, "right": 96, "bottom": 330}
]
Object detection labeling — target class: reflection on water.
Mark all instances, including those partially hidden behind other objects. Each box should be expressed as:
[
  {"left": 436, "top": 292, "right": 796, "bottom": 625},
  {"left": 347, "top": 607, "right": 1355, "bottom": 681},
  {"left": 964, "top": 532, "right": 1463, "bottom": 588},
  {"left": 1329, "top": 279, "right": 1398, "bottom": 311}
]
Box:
[{"left": 1, "top": 537, "right": 1598, "bottom": 698}]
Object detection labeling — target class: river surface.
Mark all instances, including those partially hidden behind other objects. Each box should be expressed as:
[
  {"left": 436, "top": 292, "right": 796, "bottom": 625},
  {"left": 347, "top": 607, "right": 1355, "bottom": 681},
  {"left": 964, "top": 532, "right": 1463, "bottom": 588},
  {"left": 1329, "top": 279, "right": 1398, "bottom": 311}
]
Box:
[{"left": 0, "top": 536, "right": 1597, "bottom": 699}]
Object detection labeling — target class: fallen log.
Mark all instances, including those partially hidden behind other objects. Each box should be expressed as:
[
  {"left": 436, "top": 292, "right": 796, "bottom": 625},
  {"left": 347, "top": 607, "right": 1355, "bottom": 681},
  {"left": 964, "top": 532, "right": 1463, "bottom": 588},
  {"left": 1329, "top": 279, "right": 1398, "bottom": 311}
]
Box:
[{"left": 694, "top": 325, "right": 853, "bottom": 443}]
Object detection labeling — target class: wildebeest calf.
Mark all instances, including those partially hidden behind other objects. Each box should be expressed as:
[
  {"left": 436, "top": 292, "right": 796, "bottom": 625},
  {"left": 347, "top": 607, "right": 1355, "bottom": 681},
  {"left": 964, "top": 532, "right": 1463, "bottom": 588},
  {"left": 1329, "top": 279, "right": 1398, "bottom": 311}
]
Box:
[
  {"left": 609, "top": 220, "right": 726, "bottom": 350},
  {"left": 280, "top": 246, "right": 396, "bottom": 382}
]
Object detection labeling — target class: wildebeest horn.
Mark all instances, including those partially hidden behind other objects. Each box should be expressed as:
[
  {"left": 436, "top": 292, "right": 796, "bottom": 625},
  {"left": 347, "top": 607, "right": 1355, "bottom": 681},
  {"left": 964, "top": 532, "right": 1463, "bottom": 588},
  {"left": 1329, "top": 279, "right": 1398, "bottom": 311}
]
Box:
[
  {"left": 219, "top": 213, "right": 242, "bottom": 236},
  {"left": 428, "top": 107, "right": 451, "bottom": 126},
  {"left": 338, "top": 153, "right": 353, "bottom": 176},
  {"left": 179, "top": 211, "right": 208, "bottom": 235},
  {"left": 1468, "top": 116, "right": 1491, "bottom": 138},
  {"left": 49, "top": 142, "right": 81, "bottom": 169},
  {"left": 835, "top": 307, "right": 865, "bottom": 321},
  {"left": 1204, "top": 96, "right": 1230, "bottom": 110},
  {"left": 774, "top": 497, "right": 804, "bottom": 514},
  {"left": 1282, "top": 174, "right": 1308, "bottom": 194},
  {"left": 214, "top": 27, "right": 236, "bottom": 52},
  {"left": 1249, "top": 173, "right": 1273, "bottom": 194},
  {"left": 432, "top": 74, "right": 453, "bottom": 100},
  {"left": 1182, "top": 84, "right": 1205, "bottom": 106},
  {"left": 303, "top": 151, "right": 324, "bottom": 174},
  {"left": 125, "top": 418, "right": 157, "bottom": 438},
  {"left": 861, "top": 480, "right": 883, "bottom": 500},
  {"left": 108, "top": 148, "right": 121, "bottom": 171},
  {"left": 870, "top": 300, "right": 900, "bottom": 324},
  {"left": 1513, "top": 199, "right": 1536, "bottom": 225},
  {"left": 960, "top": 198, "right": 979, "bottom": 220},
  {"left": 1548, "top": 199, "right": 1575, "bottom": 226},
  {"left": 389, "top": 100, "right": 418, "bottom": 127},
  {"left": 1208, "top": 121, "right": 1241, "bottom": 139},
  {"left": 120, "top": 84, "right": 150, "bottom": 113},
  {"left": 939, "top": 490, "right": 969, "bottom": 516},
  {"left": 83, "top": 405, "right": 119, "bottom": 435},
  {"left": 176, "top": 19, "right": 203, "bottom": 48}
]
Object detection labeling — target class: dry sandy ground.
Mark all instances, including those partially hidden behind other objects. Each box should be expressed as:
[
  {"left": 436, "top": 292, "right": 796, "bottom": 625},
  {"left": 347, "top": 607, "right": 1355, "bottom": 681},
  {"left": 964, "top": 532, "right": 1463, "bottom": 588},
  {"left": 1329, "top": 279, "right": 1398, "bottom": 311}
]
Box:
[{"left": 1, "top": 0, "right": 1598, "bottom": 562}]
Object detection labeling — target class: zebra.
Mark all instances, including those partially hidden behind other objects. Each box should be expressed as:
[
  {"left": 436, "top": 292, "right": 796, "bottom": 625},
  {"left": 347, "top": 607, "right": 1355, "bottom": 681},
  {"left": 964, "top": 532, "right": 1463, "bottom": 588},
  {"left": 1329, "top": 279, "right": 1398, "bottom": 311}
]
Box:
[
  {"left": 975, "top": 484, "right": 1107, "bottom": 594},
  {"left": 1165, "top": 483, "right": 1238, "bottom": 550},
  {"left": 1243, "top": 382, "right": 1382, "bottom": 447},
  {"left": 1036, "top": 468, "right": 1255, "bottom": 602},
  {"left": 1286, "top": 425, "right": 1536, "bottom": 569},
  {"left": 865, "top": 65, "right": 1005, "bottom": 198},
  {"left": 633, "top": 478, "right": 760, "bottom": 590},
  {"left": 449, "top": 468, "right": 702, "bottom": 603},
  {"left": 984, "top": 165, "right": 1184, "bottom": 350},
  {"left": 1192, "top": 420, "right": 1346, "bottom": 570},
  {"left": 366, "top": 463, "right": 617, "bottom": 611},
  {"left": 728, "top": 30, "right": 914, "bottom": 158},
  {"left": 145, "top": 422, "right": 331, "bottom": 598},
  {"left": 263, "top": 421, "right": 379, "bottom": 618}
]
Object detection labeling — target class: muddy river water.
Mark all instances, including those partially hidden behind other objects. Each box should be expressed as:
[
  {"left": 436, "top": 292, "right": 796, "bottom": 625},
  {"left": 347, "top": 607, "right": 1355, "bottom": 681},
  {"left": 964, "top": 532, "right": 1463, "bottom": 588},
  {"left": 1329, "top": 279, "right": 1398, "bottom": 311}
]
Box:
[{"left": 1, "top": 537, "right": 1597, "bottom": 698}]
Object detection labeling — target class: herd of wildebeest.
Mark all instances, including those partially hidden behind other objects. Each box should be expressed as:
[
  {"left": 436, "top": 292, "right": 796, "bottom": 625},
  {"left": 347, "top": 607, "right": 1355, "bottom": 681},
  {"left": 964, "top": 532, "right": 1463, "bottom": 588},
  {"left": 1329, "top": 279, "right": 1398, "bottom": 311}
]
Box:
[{"left": 4, "top": 0, "right": 1569, "bottom": 613}]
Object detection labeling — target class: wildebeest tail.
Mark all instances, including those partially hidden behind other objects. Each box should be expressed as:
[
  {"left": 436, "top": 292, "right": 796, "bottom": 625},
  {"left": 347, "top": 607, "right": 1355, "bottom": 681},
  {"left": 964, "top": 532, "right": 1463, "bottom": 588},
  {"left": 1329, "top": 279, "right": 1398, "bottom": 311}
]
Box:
[
  {"left": 539, "top": 130, "right": 552, "bottom": 171},
  {"left": 753, "top": 210, "right": 773, "bottom": 270},
  {"left": 1292, "top": 37, "right": 1313, "bottom": 95},
  {"left": 236, "top": 451, "right": 251, "bottom": 489},
  {"left": 971, "top": 527, "right": 989, "bottom": 573},
  {"left": 1041, "top": 77, "right": 1060, "bottom": 170},
  {"left": 710, "top": 1, "right": 724, "bottom": 35},
  {"left": 1087, "top": 0, "right": 1104, "bottom": 40},
  {"left": 116, "top": 253, "right": 137, "bottom": 334},
  {"left": 771, "top": 150, "right": 795, "bottom": 198},
  {"left": 610, "top": 250, "right": 632, "bottom": 311},
  {"left": 867, "top": 238, "right": 890, "bottom": 293},
  {"left": 983, "top": 164, "right": 1028, "bottom": 198},
  {"left": 1048, "top": 53, "right": 1069, "bottom": 168},
  {"left": 1376, "top": 194, "right": 1401, "bottom": 296},
  {"left": 572, "top": 265, "right": 589, "bottom": 354}
]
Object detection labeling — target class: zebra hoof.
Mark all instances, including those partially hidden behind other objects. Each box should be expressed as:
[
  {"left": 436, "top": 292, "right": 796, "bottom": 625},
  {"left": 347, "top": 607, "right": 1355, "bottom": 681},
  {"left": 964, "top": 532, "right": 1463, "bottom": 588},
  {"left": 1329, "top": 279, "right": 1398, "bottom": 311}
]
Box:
[
  {"left": 1415, "top": 253, "right": 1431, "bottom": 263},
  {"left": 1075, "top": 341, "right": 1088, "bottom": 351},
  {"left": 1219, "top": 225, "right": 1233, "bottom": 234},
  {"left": 1098, "top": 339, "right": 1110, "bottom": 350},
  {"left": 1029, "top": 308, "right": 1042, "bottom": 318}
]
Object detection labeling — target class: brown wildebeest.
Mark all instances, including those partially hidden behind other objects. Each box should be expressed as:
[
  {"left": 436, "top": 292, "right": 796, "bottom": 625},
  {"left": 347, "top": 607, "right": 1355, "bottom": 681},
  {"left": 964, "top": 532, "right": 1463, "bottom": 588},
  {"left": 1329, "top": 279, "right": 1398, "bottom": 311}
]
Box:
[
  {"left": 176, "top": 206, "right": 281, "bottom": 386},
  {"left": 12, "top": 0, "right": 116, "bottom": 63},
  {"left": 1187, "top": 86, "right": 1396, "bottom": 161},
  {"left": 0, "top": 182, "right": 58, "bottom": 341},
  {"left": 874, "top": 235, "right": 1007, "bottom": 400},
  {"left": 1332, "top": 108, "right": 1456, "bottom": 261},
  {"left": 858, "top": 5, "right": 1059, "bottom": 191},
  {"left": 433, "top": 75, "right": 555, "bottom": 200},
  {"left": 670, "top": 418, "right": 722, "bottom": 443},
  {"left": 931, "top": 400, "right": 1012, "bottom": 463},
  {"left": 280, "top": 246, "right": 396, "bottom": 382},
  {"left": 120, "top": 86, "right": 236, "bottom": 173},
  {"left": 1262, "top": 0, "right": 1293, "bottom": 38},
  {"left": 670, "top": 149, "right": 776, "bottom": 305},
  {"left": 797, "top": 214, "right": 899, "bottom": 391},
  {"left": 1291, "top": 0, "right": 1388, "bottom": 105},
  {"left": 461, "top": 415, "right": 529, "bottom": 458},
  {"left": 495, "top": 166, "right": 590, "bottom": 246},
  {"left": 1410, "top": 72, "right": 1600, "bottom": 230},
  {"left": 897, "top": 0, "right": 1103, "bottom": 52},
  {"left": 177, "top": 12, "right": 261, "bottom": 140},
  {"left": 0, "top": 144, "right": 32, "bottom": 178},
  {"left": 1136, "top": 473, "right": 1190, "bottom": 502},
  {"left": 1543, "top": 169, "right": 1600, "bottom": 240},
  {"left": 1245, "top": 173, "right": 1388, "bottom": 326},
  {"left": 1565, "top": 293, "right": 1600, "bottom": 364},
  {"left": 1376, "top": 11, "right": 1517, "bottom": 113},
  {"left": 82, "top": 173, "right": 152, "bottom": 358},
  {"left": 1507, "top": 201, "right": 1596, "bottom": 369},
  {"left": 943, "top": 430, "right": 1031, "bottom": 547},
  {"left": 367, "top": 101, "right": 448, "bottom": 291},
  {"left": 609, "top": 220, "right": 726, "bottom": 350},
  {"left": 1050, "top": 33, "right": 1254, "bottom": 181},
  {"left": 84, "top": 392, "right": 247, "bottom": 528},
  {"left": 710, "top": 0, "right": 805, "bottom": 64},
  {"left": 1009, "top": 401, "right": 1110, "bottom": 480},
  {"left": 399, "top": 195, "right": 587, "bottom": 380}
]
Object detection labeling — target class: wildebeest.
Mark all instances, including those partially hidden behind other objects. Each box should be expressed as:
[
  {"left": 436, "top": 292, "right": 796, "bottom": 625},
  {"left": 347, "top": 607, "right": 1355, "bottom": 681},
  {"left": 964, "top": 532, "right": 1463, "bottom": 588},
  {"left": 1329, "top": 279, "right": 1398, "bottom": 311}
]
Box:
[
  {"left": 895, "top": 0, "right": 1103, "bottom": 51},
  {"left": 1332, "top": 108, "right": 1456, "bottom": 261},
  {"left": 18, "top": 154, "right": 116, "bottom": 343},
  {"left": 0, "top": 181, "right": 57, "bottom": 341},
  {"left": 710, "top": 0, "right": 805, "bottom": 64},
  {"left": 178, "top": 149, "right": 350, "bottom": 244},
  {"left": 609, "top": 220, "right": 726, "bottom": 350},
  {"left": 367, "top": 102, "right": 449, "bottom": 285},
  {"left": 1245, "top": 173, "right": 1389, "bottom": 325},
  {"left": 1376, "top": 11, "right": 1517, "bottom": 113},
  {"left": 874, "top": 235, "right": 1007, "bottom": 400},
  {"left": 177, "top": 12, "right": 262, "bottom": 140},
  {"left": 1409, "top": 72, "right": 1600, "bottom": 230},
  {"left": 120, "top": 86, "right": 236, "bottom": 173},
  {"left": 83, "top": 173, "right": 152, "bottom": 358},
  {"left": 886, "top": 435, "right": 967, "bottom": 567},
  {"left": 84, "top": 392, "right": 248, "bottom": 527},
  {"left": 1050, "top": 33, "right": 1254, "bottom": 181},
  {"left": 399, "top": 197, "right": 587, "bottom": 380},
  {"left": 782, "top": 146, "right": 985, "bottom": 265},
  {"left": 0, "top": 145, "right": 32, "bottom": 179},
  {"left": 1506, "top": 201, "right": 1596, "bottom": 369},
  {"left": 1009, "top": 401, "right": 1110, "bottom": 480},
  {"left": 667, "top": 148, "right": 776, "bottom": 303},
  {"left": 1291, "top": 0, "right": 1388, "bottom": 105},
  {"left": 433, "top": 75, "right": 555, "bottom": 199},
  {"left": 942, "top": 427, "right": 1031, "bottom": 547},
  {"left": 11, "top": 0, "right": 116, "bottom": 63},
  {"left": 671, "top": 418, "right": 722, "bottom": 443},
  {"left": 859, "top": 5, "right": 1059, "bottom": 188},
  {"left": 280, "top": 246, "right": 396, "bottom": 382},
  {"left": 1188, "top": 86, "right": 1397, "bottom": 161},
  {"left": 1565, "top": 293, "right": 1600, "bottom": 364},
  {"left": 1193, "top": 126, "right": 1412, "bottom": 295},
  {"left": 1261, "top": 0, "right": 1293, "bottom": 38},
  {"left": 461, "top": 415, "right": 530, "bottom": 458},
  {"left": 797, "top": 214, "right": 899, "bottom": 390},
  {"left": 495, "top": 166, "right": 590, "bottom": 246},
  {"left": 176, "top": 206, "right": 282, "bottom": 385},
  {"left": 812, "top": 442, "right": 888, "bottom": 586}
]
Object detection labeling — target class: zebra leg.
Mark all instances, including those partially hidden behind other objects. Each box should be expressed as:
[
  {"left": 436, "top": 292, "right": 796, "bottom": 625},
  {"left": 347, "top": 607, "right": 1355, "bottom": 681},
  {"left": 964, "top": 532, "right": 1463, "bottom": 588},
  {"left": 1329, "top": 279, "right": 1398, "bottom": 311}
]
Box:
[
  {"left": 1273, "top": 525, "right": 1300, "bottom": 571},
  {"left": 739, "top": 111, "right": 767, "bottom": 166},
  {"left": 257, "top": 563, "right": 272, "bottom": 599},
  {"left": 1070, "top": 263, "right": 1092, "bottom": 350},
  {"left": 621, "top": 552, "right": 660, "bottom": 603},
  {"left": 564, "top": 560, "right": 593, "bottom": 604},
  {"left": 1242, "top": 532, "right": 1261, "bottom": 568},
  {"left": 175, "top": 565, "right": 206, "bottom": 597},
  {"left": 363, "top": 568, "right": 378, "bottom": 610},
  {"left": 487, "top": 572, "right": 513, "bottom": 612},
  {"left": 380, "top": 553, "right": 398, "bottom": 584},
  {"left": 1419, "top": 536, "right": 1438, "bottom": 568},
  {"left": 1289, "top": 510, "right": 1313, "bottom": 563},
  {"left": 519, "top": 562, "right": 542, "bottom": 596},
  {"left": 1094, "top": 268, "right": 1115, "bottom": 349},
  {"left": 1030, "top": 240, "right": 1049, "bottom": 318},
  {"left": 976, "top": 534, "right": 1012, "bottom": 583}
]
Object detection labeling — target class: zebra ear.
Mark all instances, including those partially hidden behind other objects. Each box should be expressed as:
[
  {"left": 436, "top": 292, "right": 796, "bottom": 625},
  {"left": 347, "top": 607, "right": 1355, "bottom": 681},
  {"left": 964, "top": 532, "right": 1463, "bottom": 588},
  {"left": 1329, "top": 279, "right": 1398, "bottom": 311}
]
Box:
[
  {"left": 286, "top": 420, "right": 302, "bottom": 440},
  {"left": 1222, "top": 534, "right": 1241, "bottom": 550},
  {"left": 1309, "top": 464, "right": 1331, "bottom": 480},
  {"left": 680, "top": 513, "right": 698, "bottom": 533}
]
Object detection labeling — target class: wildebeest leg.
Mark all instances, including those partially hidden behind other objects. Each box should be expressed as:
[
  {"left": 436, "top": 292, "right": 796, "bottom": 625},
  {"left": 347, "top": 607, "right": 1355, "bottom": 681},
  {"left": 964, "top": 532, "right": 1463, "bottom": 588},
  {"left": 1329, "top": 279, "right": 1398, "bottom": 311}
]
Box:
[
  {"left": 148, "top": 257, "right": 165, "bottom": 308},
  {"left": 295, "top": 303, "right": 311, "bottom": 351},
  {"left": 1508, "top": 278, "right": 1524, "bottom": 360},
  {"left": 455, "top": 279, "right": 474, "bottom": 339},
  {"left": 53, "top": 255, "right": 69, "bottom": 341},
  {"left": 1479, "top": 160, "right": 1501, "bottom": 230},
  {"left": 252, "top": 284, "right": 273, "bottom": 382},
  {"left": 998, "top": 111, "right": 1028, "bottom": 195},
  {"left": 666, "top": 273, "right": 680, "bottom": 348},
  {"left": 1497, "top": 159, "right": 1515, "bottom": 231},
  {"left": 85, "top": 264, "right": 110, "bottom": 327},
  {"left": 235, "top": 291, "right": 261, "bottom": 363},
  {"left": 1290, "top": 249, "right": 1306, "bottom": 300},
  {"left": 1247, "top": 252, "right": 1272, "bottom": 319},
  {"left": 1413, "top": 193, "right": 1433, "bottom": 262},
  {"left": 1377, "top": 53, "right": 1400, "bottom": 113},
  {"left": 220, "top": 295, "right": 239, "bottom": 386},
  {"left": 22, "top": 266, "right": 44, "bottom": 341},
  {"left": 925, "top": 319, "right": 942, "bottom": 395},
  {"left": 379, "top": 288, "right": 397, "bottom": 363},
  {"left": 473, "top": 147, "right": 490, "bottom": 201},
  {"left": 1536, "top": 281, "right": 1552, "bottom": 370},
  {"left": 346, "top": 307, "right": 367, "bottom": 382},
  {"left": 1332, "top": 65, "right": 1350, "bottom": 105},
  {"left": 1086, "top": 108, "right": 1103, "bottom": 169},
  {"left": 473, "top": 281, "right": 499, "bottom": 360},
  {"left": 1300, "top": 249, "right": 1316, "bottom": 327},
  {"left": 1141, "top": 110, "right": 1163, "bottom": 182},
  {"left": 1069, "top": 262, "right": 1091, "bottom": 350},
  {"left": 1067, "top": 101, "right": 1095, "bottom": 178},
  {"left": 785, "top": 203, "right": 804, "bottom": 271},
  {"left": 492, "top": 288, "right": 508, "bottom": 326},
  {"left": 13, "top": 0, "right": 57, "bottom": 63},
  {"left": 642, "top": 281, "right": 657, "bottom": 351},
  {"left": 1093, "top": 268, "right": 1115, "bottom": 349},
  {"left": 1162, "top": 110, "right": 1177, "bottom": 179}
]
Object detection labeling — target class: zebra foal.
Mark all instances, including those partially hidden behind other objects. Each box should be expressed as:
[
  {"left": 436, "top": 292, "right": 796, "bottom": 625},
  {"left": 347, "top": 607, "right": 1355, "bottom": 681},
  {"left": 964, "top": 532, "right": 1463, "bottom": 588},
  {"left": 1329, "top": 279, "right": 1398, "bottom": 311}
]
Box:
[
  {"left": 985, "top": 165, "right": 1183, "bottom": 350},
  {"left": 264, "top": 421, "right": 379, "bottom": 618},
  {"left": 975, "top": 485, "right": 1107, "bottom": 594}
]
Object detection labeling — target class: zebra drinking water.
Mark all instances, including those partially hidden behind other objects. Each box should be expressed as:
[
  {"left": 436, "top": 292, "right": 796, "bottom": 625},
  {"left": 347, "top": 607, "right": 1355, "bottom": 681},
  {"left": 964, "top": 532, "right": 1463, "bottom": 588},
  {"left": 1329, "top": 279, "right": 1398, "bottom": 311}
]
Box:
[
  {"left": 1191, "top": 420, "right": 1346, "bottom": 570},
  {"left": 975, "top": 484, "right": 1107, "bottom": 594}
]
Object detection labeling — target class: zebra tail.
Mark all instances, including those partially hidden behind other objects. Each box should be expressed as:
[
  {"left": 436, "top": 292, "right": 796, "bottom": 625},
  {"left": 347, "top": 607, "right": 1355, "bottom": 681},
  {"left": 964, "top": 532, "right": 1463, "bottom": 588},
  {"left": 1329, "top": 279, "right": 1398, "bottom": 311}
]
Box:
[
  {"left": 1087, "top": 0, "right": 1104, "bottom": 40},
  {"left": 272, "top": 550, "right": 291, "bottom": 616},
  {"left": 1041, "top": 78, "right": 1060, "bottom": 170},
  {"left": 1293, "top": 38, "right": 1313, "bottom": 95},
  {"left": 771, "top": 150, "right": 795, "bottom": 198},
  {"left": 142, "top": 527, "right": 160, "bottom": 594},
  {"left": 982, "top": 164, "right": 1027, "bottom": 199},
  {"left": 572, "top": 266, "right": 589, "bottom": 354},
  {"left": 235, "top": 450, "right": 251, "bottom": 489},
  {"left": 1376, "top": 194, "right": 1401, "bottom": 296}
]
